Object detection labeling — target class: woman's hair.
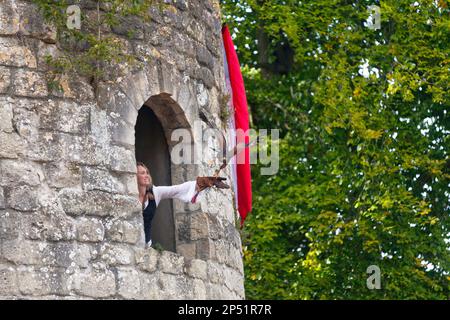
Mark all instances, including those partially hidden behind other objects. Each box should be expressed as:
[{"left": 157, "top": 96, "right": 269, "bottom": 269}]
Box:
[
  {"left": 136, "top": 161, "right": 149, "bottom": 173},
  {"left": 137, "top": 162, "right": 153, "bottom": 200}
]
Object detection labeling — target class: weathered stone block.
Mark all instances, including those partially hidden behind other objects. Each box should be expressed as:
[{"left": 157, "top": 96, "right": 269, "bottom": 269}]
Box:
[
  {"left": 117, "top": 71, "right": 150, "bottom": 115},
  {"left": 201, "top": 189, "right": 221, "bottom": 215},
  {"left": 17, "top": 267, "right": 51, "bottom": 296},
  {"left": 21, "top": 213, "right": 47, "bottom": 240},
  {"left": 195, "top": 81, "right": 209, "bottom": 108},
  {"left": 38, "top": 193, "right": 77, "bottom": 241},
  {"left": 190, "top": 211, "right": 209, "bottom": 240},
  {"left": 145, "top": 23, "right": 162, "bottom": 46},
  {"left": 161, "top": 5, "right": 179, "bottom": 26},
  {"left": 195, "top": 67, "right": 214, "bottom": 89},
  {"left": 70, "top": 265, "right": 116, "bottom": 298},
  {"left": 109, "top": 117, "right": 135, "bottom": 147},
  {"left": 214, "top": 240, "right": 229, "bottom": 265},
  {"left": 0, "top": 210, "right": 20, "bottom": 239},
  {"left": 0, "top": 266, "right": 18, "bottom": 296},
  {"left": 26, "top": 131, "right": 60, "bottom": 162},
  {"left": 95, "top": 81, "right": 116, "bottom": 110},
  {"left": 0, "top": 132, "right": 25, "bottom": 159},
  {"left": 20, "top": 208, "right": 76, "bottom": 242},
  {"left": 187, "top": 19, "right": 205, "bottom": 44},
  {"left": 13, "top": 70, "right": 48, "bottom": 97},
  {"left": 192, "top": 278, "right": 206, "bottom": 300},
  {"left": 176, "top": 83, "right": 193, "bottom": 114},
  {"left": 207, "top": 260, "right": 224, "bottom": 285},
  {"left": 82, "top": 167, "right": 126, "bottom": 194},
  {"left": 172, "top": 196, "right": 187, "bottom": 215},
  {"left": 196, "top": 46, "right": 214, "bottom": 69},
  {"left": 112, "top": 194, "right": 142, "bottom": 218},
  {"left": 0, "top": 160, "right": 44, "bottom": 187},
  {"left": 105, "top": 219, "right": 141, "bottom": 244},
  {"left": 39, "top": 101, "right": 90, "bottom": 134},
  {"left": 0, "top": 188, "right": 4, "bottom": 209},
  {"left": 207, "top": 216, "right": 222, "bottom": 240},
  {"left": 54, "top": 243, "right": 91, "bottom": 269},
  {"left": 176, "top": 242, "right": 196, "bottom": 260},
  {"left": 0, "top": 37, "right": 36, "bottom": 67},
  {"left": 222, "top": 267, "right": 243, "bottom": 293},
  {"left": 185, "top": 259, "right": 207, "bottom": 280},
  {"left": 99, "top": 243, "right": 134, "bottom": 265},
  {"left": 139, "top": 272, "right": 161, "bottom": 300},
  {"left": 5, "top": 185, "right": 39, "bottom": 211},
  {"left": 59, "top": 188, "right": 102, "bottom": 216},
  {"left": 38, "top": 134, "right": 105, "bottom": 166},
  {"left": 206, "top": 282, "right": 228, "bottom": 300},
  {"left": 157, "top": 62, "right": 176, "bottom": 96},
  {"left": 44, "top": 162, "right": 81, "bottom": 188},
  {"left": 59, "top": 188, "right": 141, "bottom": 218},
  {"left": 142, "top": 62, "right": 162, "bottom": 97},
  {"left": 135, "top": 247, "right": 159, "bottom": 273},
  {"left": 225, "top": 222, "right": 242, "bottom": 249},
  {"left": 196, "top": 239, "right": 215, "bottom": 260},
  {"left": 16, "top": 1, "right": 57, "bottom": 43},
  {"left": 159, "top": 274, "right": 192, "bottom": 300},
  {"left": 2, "top": 239, "right": 52, "bottom": 265},
  {"left": 176, "top": 213, "right": 190, "bottom": 241},
  {"left": 76, "top": 217, "right": 105, "bottom": 242},
  {"left": 160, "top": 251, "right": 185, "bottom": 275},
  {"left": 51, "top": 75, "right": 95, "bottom": 103},
  {"left": 0, "top": 0, "right": 20, "bottom": 35},
  {"left": 103, "top": 88, "right": 138, "bottom": 125},
  {"left": 90, "top": 102, "right": 110, "bottom": 145},
  {"left": 117, "top": 268, "right": 141, "bottom": 299},
  {"left": 111, "top": 16, "right": 144, "bottom": 40},
  {"left": 12, "top": 106, "right": 40, "bottom": 141},
  {"left": 0, "top": 66, "right": 11, "bottom": 93},
  {"left": 83, "top": 9, "right": 111, "bottom": 34},
  {"left": 36, "top": 42, "right": 59, "bottom": 71},
  {"left": 229, "top": 247, "right": 244, "bottom": 275},
  {"left": 58, "top": 134, "right": 99, "bottom": 165},
  {"left": 0, "top": 98, "right": 13, "bottom": 132},
  {"left": 19, "top": 266, "right": 70, "bottom": 296},
  {"left": 108, "top": 146, "right": 136, "bottom": 173},
  {"left": 48, "top": 217, "right": 77, "bottom": 242},
  {"left": 75, "top": 244, "right": 92, "bottom": 269},
  {"left": 134, "top": 43, "right": 156, "bottom": 64},
  {"left": 122, "top": 173, "right": 139, "bottom": 196}
]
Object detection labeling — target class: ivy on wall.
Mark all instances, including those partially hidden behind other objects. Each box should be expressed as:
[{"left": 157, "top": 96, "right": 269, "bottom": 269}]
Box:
[{"left": 32, "top": 0, "right": 166, "bottom": 94}]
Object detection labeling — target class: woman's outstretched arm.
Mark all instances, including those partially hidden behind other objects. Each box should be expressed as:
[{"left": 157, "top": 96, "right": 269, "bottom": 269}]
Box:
[{"left": 153, "top": 181, "right": 197, "bottom": 206}]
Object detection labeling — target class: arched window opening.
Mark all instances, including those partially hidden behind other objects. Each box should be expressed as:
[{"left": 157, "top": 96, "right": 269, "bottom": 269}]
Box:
[{"left": 135, "top": 105, "right": 175, "bottom": 252}]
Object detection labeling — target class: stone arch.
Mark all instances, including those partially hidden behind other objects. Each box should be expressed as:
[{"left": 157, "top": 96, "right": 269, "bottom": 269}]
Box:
[
  {"left": 135, "top": 93, "right": 195, "bottom": 252},
  {"left": 102, "top": 67, "right": 211, "bottom": 260}
]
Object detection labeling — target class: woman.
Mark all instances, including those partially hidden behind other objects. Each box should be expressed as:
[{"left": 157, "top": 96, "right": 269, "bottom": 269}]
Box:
[{"left": 136, "top": 162, "right": 229, "bottom": 248}]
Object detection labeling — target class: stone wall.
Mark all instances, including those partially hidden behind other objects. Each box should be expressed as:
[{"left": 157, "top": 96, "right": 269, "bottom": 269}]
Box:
[{"left": 0, "top": 0, "right": 244, "bottom": 299}]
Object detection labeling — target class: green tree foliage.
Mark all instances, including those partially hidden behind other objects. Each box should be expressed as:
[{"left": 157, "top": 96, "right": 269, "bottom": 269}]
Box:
[{"left": 221, "top": 0, "right": 449, "bottom": 299}]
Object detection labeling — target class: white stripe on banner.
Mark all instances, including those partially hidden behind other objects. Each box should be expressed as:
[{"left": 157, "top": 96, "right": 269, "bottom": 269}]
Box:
[{"left": 222, "top": 40, "right": 239, "bottom": 212}]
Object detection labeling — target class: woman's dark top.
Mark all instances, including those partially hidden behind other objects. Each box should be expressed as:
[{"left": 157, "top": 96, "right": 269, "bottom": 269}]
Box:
[{"left": 142, "top": 187, "right": 156, "bottom": 244}]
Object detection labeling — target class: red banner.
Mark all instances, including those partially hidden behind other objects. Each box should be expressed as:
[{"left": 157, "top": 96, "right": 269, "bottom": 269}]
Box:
[{"left": 221, "top": 24, "right": 252, "bottom": 226}]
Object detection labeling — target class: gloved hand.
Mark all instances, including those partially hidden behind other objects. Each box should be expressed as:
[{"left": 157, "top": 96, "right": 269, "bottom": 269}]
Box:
[{"left": 196, "top": 176, "right": 230, "bottom": 192}]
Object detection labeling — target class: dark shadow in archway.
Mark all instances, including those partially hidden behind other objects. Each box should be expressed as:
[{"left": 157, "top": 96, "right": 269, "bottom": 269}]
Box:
[{"left": 135, "top": 106, "right": 175, "bottom": 252}]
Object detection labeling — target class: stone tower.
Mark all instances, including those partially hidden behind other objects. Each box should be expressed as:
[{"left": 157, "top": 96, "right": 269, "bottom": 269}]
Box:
[{"left": 0, "top": 0, "right": 245, "bottom": 299}]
